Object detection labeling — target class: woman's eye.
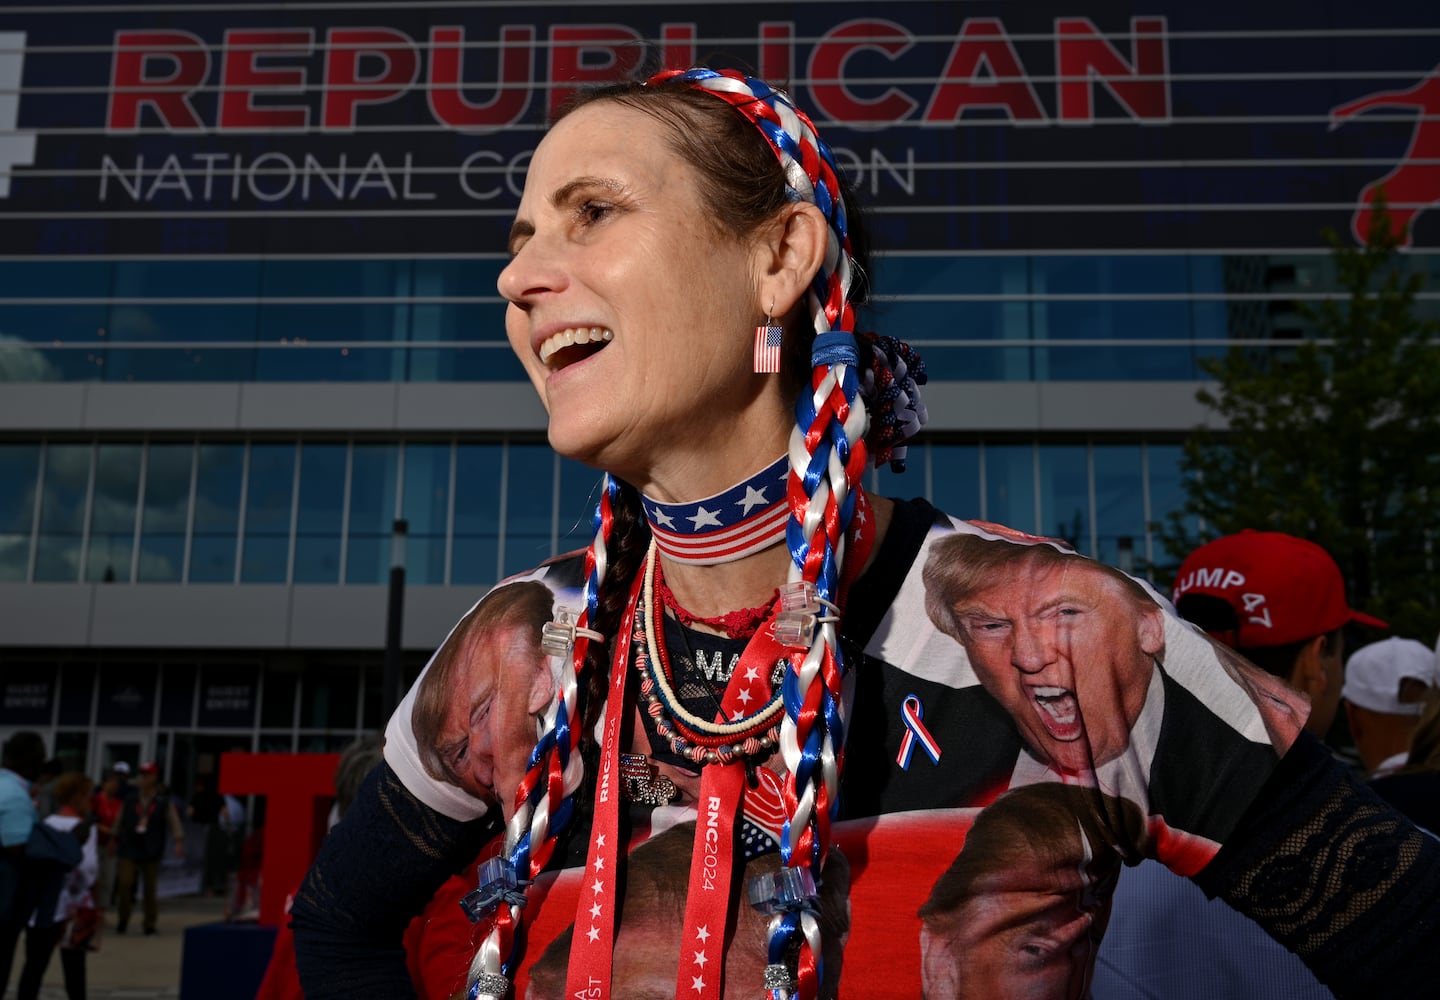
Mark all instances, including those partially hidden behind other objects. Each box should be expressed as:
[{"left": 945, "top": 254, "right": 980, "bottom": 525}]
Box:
[{"left": 578, "top": 200, "right": 611, "bottom": 225}]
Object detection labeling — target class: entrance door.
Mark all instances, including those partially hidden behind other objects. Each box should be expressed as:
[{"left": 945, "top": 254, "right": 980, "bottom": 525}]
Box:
[{"left": 92, "top": 728, "right": 151, "bottom": 778}]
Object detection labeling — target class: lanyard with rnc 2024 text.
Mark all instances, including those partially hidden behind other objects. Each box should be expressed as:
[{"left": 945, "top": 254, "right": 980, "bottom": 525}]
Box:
[{"left": 565, "top": 492, "right": 876, "bottom": 998}]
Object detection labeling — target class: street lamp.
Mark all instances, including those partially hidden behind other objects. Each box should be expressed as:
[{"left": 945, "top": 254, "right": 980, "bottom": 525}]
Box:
[{"left": 383, "top": 518, "right": 408, "bottom": 721}]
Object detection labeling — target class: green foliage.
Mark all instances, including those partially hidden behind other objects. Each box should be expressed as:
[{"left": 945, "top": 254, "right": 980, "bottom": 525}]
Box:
[{"left": 1158, "top": 207, "right": 1440, "bottom": 640}]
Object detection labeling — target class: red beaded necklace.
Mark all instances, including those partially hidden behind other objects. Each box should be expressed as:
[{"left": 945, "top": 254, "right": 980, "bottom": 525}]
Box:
[{"left": 653, "top": 560, "right": 780, "bottom": 639}]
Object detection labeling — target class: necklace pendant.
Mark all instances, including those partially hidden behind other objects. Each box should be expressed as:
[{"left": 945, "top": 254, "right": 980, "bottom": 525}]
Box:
[{"left": 619, "top": 753, "right": 679, "bottom": 806}]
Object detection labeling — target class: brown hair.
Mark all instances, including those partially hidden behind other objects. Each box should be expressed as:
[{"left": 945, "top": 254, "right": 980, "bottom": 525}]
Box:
[
  {"left": 411, "top": 580, "right": 554, "bottom": 787},
  {"left": 526, "top": 820, "right": 851, "bottom": 998},
  {"left": 919, "top": 782, "right": 1145, "bottom": 930},
  {"left": 1401, "top": 689, "right": 1440, "bottom": 773},
  {"left": 922, "top": 532, "right": 1158, "bottom": 640},
  {"left": 53, "top": 771, "right": 95, "bottom": 813}
]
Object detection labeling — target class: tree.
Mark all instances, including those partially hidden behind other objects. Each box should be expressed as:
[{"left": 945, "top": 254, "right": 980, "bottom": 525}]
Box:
[{"left": 1158, "top": 206, "right": 1440, "bottom": 641}]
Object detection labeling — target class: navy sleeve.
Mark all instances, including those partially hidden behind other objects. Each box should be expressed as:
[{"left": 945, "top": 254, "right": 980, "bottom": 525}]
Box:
[
  {"left": 290, "top": 760, "right": 497, "bottom": 999},
  {"left": 1193, "top": 730, "right": 1440, "bottom": 997}
]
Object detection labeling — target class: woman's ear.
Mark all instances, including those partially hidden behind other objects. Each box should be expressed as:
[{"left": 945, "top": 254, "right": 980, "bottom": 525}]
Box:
[{"left": 755, "top": 201, "right": 829, "bottom": 319}]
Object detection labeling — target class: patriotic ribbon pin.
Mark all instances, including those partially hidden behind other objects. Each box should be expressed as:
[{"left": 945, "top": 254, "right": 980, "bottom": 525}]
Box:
[{"left": 896, "top": 693, "right": 941, "bottom": 770}]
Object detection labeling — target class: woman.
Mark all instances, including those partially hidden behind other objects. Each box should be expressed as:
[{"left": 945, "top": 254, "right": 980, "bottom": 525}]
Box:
[
  {"left": 292, "top": 67, "right": 1440, "bottom": 999},
  {"left": 16, "top": 772, "right": 99, "bottom": 1000}
]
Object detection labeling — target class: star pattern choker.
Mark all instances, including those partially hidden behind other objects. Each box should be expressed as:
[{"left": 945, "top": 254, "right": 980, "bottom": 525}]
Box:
[{"left": 641, "top": 455, "right": 789, "bottom": 564}]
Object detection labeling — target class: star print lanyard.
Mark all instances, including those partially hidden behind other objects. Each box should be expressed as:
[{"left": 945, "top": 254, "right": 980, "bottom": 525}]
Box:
[{"left": 565, "top": 491, "right": 876, "bottom": 999}]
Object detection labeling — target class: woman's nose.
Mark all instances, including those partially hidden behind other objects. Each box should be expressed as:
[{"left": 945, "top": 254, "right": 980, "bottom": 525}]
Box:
[{"left": 497, "top": 233, "right": 566, "bottom": 305}]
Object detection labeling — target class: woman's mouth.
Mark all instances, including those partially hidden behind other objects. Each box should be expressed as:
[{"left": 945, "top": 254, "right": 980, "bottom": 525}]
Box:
[{"left": 538, "top": 326, "right": 614, "bottom": 368}]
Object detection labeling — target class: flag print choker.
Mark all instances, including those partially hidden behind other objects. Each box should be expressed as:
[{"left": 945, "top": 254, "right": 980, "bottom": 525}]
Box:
[{"left": 641, "top": 455, "right": 789, "bottom": 564}]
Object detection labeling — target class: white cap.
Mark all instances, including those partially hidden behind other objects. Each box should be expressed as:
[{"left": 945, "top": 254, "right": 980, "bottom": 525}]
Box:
[
  {"left": 1342, "top": 637, "right": 1439, "bottom": 715},
  {"left": 112, "top": 761, "right": 132, "bottom": 774}
]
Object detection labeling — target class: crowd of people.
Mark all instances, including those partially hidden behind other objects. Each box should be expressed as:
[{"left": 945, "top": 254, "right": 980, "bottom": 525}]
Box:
[
  {"left": 0, "top": 739, "right": 240, "bottom": 1000},
  {"left": 277, "top": 63, "right": 1440, "bottom": 1000}
]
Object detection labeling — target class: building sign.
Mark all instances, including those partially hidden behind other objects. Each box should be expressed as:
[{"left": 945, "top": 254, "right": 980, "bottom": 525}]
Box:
[
  {"left": 198, "top": 666, "right": 258, "bottom": 728},
  {"left": 0, "top": 2, "right": 1436, "bottom": 253},
  {"left": 0, "top": 668, "right": 54, "bottom": 726}
]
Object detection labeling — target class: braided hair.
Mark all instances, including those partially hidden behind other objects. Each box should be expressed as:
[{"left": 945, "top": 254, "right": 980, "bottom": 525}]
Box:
[{"left": 468, "top": 67, "right": 926, "bottom": 1000}]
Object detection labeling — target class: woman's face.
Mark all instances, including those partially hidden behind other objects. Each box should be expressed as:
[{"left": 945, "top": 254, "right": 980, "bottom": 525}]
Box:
[{"left": 498, "top": 101, "right": 787, "bottom": 493}]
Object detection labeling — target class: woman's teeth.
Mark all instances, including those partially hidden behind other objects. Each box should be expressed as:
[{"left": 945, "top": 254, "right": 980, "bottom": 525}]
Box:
[{"left": 538, "top": 326, "right": 613, "bottom": 365}]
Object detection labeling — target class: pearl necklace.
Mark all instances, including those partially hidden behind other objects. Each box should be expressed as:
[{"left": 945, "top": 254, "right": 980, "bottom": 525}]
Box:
[{"left": 636, "top": 543, "right": 784, "bottom": 765}]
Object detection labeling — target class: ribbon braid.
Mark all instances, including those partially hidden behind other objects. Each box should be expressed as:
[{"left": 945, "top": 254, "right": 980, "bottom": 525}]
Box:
[
  {"left": 467, "top": 475, "right": 618, "bottom": 995},
  {"left": 660, "top": 68, "right": 867, "bottom": 1000}
]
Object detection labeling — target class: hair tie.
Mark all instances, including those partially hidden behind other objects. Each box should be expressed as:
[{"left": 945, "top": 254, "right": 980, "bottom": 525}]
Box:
[
  {"left": 811, "top": 332, "right": 858, "bottom": 369},
  {"left": 860, "top": 333, "right": 929, "bottom": 472}
]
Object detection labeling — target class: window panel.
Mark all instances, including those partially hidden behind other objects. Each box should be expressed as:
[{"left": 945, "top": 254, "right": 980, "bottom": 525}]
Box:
[
  {"left": 190, "top": 444, "right": 244, "bottom": 582},
  {"left": 0, "top": 444, "right": 40, "bottom": 581},
  {"left": 138, "top": 443, "right": 192, "bottom": 583},
  {"left": 34, "top": 444, "right": 91, "bottom": 582},
  {"left": 345, "top": 444, "right": 398, "bottom": 584},
  {"left": 452, "top": 444, "right": 502, "bottom": 587},
  {"left": 87, "top": 443, "right": 142, "bottom": 582},
  {"left": 1038, "top": 445, "right": 1090, "bottom": 553},
  {"left": 1094, "top": 445, "right": 1146, "bottom": 569},
  {"left": 557, "top": 458, "right": 603, "bottom": 555},
  {"left": 242, "top": 443, "right": 296, "bottom": 583},
  {"left": 503, "top": 444, "right": 556, "bottom": 578},
  {"left": 926, "top": 445, "right": 981, "bottom": 520},
  {"left": 401, "top": 443, "right": 450, "bottom": 586},
  {"left": 294, "top": 444, "right": 346, "bottom": 584},
  {"left": 984, "top": 444, "right": 1036, "bottom": 533}
]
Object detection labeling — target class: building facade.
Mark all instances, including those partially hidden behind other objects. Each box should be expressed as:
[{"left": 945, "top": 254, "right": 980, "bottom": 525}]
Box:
[{"left": 2, "top": 1, "right": 1438, "bottom": 790}]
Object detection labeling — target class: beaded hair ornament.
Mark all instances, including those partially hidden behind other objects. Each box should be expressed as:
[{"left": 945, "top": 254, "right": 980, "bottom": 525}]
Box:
[{"left": 465, "top": 67, "right": 927, "bottom": 1000}]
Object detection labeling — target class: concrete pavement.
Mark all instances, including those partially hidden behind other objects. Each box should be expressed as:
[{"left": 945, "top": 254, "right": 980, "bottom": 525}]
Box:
[{"left": 5, "top": 893, "right": 233, "bottom": 1000}]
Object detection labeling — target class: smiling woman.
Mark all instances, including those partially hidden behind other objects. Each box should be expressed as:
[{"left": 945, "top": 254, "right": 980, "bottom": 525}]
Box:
[{"left": 288, "top": 66, "right": 1440, "bottom": 1000}]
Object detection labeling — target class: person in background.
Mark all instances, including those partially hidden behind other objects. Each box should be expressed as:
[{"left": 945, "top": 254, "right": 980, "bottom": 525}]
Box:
[
  {"left": 31, "top": 759, "right": 63, "bottom": 819},
  {"left": 14, "top": 772, "right": 99, "bottom": 1000},
  {"left": 90, "top": 768, "right": 125, "bottom": 910},
  {"left": 186, "top": 775, "right": 228, "bottom": 897},
  {"left": 1, "top": 731, "right": 47, "bottom": 996},
  {"left": 1369, "top": 689, "right": 1440, "bottom": 834},
  {"left": 1095, "top": 529, "right": 1388, "bottom": 999},
  {"left": 1342, "top": 636, "right": 1439, "bottom": 778},
  {"left": 114, "top": 762, "right": 183, "bottom": 936}
]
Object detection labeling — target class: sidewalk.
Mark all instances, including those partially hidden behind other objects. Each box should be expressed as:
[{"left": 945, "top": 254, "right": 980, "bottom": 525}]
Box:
[{"left": 5, "top": 894, "right": 235, "bottom": 1000}]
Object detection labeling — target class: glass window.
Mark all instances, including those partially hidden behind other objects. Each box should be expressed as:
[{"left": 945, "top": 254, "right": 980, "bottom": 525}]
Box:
[
  {"left": 57, "top": 661, "right": 96, "bottom": 727},
  {"left": 926, "top": 444, "right": 981, "bottom": 519},
  {"left": 345, "top": 444, "right": 399, "bottom": 584},
  {"left": 556, "top": 458, "right": 603, "bottom": 556},
  {"left": 299, "top": 663, "right": 360, "bottom": 730},
  {"left": 190, "top": 444, "right": 244, "bottom": 582},
  {"left": 294, "top": 444, "right": 346, "bottom": 583},
  {"left": 256, "top": 260, "right": 410, "bottom": 382},
  {"left": 87, "top": 443, "right": 142, "bottom": 582},
  {"left": 0, "top": 262, "right": 112, "bottom": 382},
  {"left": 1037, "top": 445, "right": 1090, "bottom": 553},
  {"left": 1094, "top": 445, "right": 1145, "bottom": 569},
  {"left": 407, "top": 259, "right": 522, "bottom": 381},
  {"left": 401, "top": 443, "right": 451, "bottom": 586},
  {"left": 261, "top": 663, "right": 300, "bottom": 728},
  {"left": 160, "top": 661, "right": 197, "bottom": 727},
  {"left": 984, "top": 444, "right": 1036, "bottom": 533},
  {"left": 107, "top": 260, "right": 262, "bottom": 381},
  {"left": 503, "top": 444, "right": 556, "bottom": 578},
  {"left": 1147, "top": 443, "right": 1198, "bottom": 575},
  {"left": 242, "top": 443, "right": 296, "bottom": 583},
  {"left": 34, "top": 444, "right": 91, "bottom": 582},
  {"left": 138, "top": 443, "right": 192, "bottom": 582},
  {"left": 452, "top": 443, "right": 502, "bottom": 587},
  {"left": 0, "top": 443, "right": 39, "bottom": 581},
  {"left": 96, "top": 662, "right": 157, "bottom": 727}
]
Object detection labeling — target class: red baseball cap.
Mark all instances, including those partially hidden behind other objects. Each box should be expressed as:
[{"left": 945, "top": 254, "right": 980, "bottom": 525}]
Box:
[
  {"left": 1172, "top": 530, "right": 1387, "bottom": 648},
  {"left": 139, "top": 761, "right": 160, "bottom": 775}
]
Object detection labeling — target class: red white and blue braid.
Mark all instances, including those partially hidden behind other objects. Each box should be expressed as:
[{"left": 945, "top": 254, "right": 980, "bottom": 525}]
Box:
[
  {"left": 659, "top": 67, "right": 866, "bottom": 1000},
  {"left": 468, "top": 476, "right": 618, "bottom": 997}
]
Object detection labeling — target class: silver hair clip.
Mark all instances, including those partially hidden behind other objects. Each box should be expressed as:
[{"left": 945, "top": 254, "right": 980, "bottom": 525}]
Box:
[
  {"left": 773, "top": 581, "right": 840, "bottom": 648},
  {"left": 747, "top": 865, "right": 820, "bottom": 915},
  {"left": 459, "top": 856, "right": 530, "bottom": 923},
  {"left": 540, "top": 607, "right": 606, "bottom": 658}
]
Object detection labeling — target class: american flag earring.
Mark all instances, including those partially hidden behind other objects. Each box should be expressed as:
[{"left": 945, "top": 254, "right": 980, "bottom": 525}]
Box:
[{"left": 753, "top": 312, "right": 783, "bottom": 373}]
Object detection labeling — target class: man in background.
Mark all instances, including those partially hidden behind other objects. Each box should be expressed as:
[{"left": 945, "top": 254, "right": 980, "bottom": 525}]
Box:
[
  {"left": 1342, "top": 636, "right": 1438, "bottom": 777},
  {"left": 114, "top": 761, "right": 184, "bottom": 936},
  {"left": 1095, "top": 530, "right": 1387, "bottom": 999}
]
